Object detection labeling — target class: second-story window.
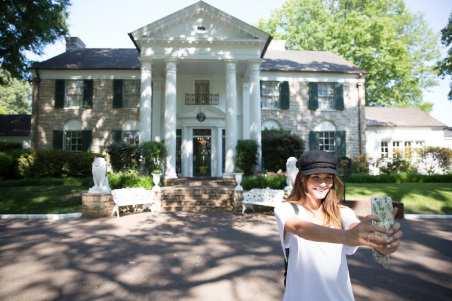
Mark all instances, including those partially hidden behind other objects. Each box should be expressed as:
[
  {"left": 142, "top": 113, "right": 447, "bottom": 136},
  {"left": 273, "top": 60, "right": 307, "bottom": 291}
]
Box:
[
  {"left": 318, "top": 83, "right": 335, "bottom": 111},
  {"left": 65, "top": 80, "right": 83, "bottom": 107},
  {"left": 195, "top": 80, "right": 209, "bottom": 104},
  {"left": 261, "top": 81, "right": 280, "bottom": 109}
]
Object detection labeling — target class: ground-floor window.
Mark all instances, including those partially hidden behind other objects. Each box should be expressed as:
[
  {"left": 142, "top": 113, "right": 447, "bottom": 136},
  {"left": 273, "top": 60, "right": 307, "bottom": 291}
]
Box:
[
  {"left": 380, "top": 141, "right": 389, "bottom": 158},
  {"left": 64, "top": 130, "right": 82, "bottom": 152},
  {"left": 381, "top": 140, "right": 425, "bottom": 160},
  {"left": 318, "top": 131, "right": 336, "bottom": 152},
  {"left": 112, "top": 130, "right": 139, "bottom": 145}
]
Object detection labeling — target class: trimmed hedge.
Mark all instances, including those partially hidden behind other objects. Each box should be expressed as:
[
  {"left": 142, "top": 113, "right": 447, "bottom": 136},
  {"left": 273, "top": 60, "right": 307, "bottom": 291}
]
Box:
[
  {"left": 108, "top": 170, "right": 152, "bottom": 189},
  {"left": 0, "top": 177, "right": 91, "bottom": 187},
  {"left": 0, "top": 141, "right": 22, "bottom": 152},
  {"left": 140, "top": 141, "right": 166, "bottom": 174},
  {"left": 236, "top": 140, "right": 257, "bottom": 175},
  {"left": 17, "top": 150, "right": 99, "bottom": 178},
  {"left": 107, "top": 142, "right": 140, "bottom": 171},
  {"left": 262, "top": 129, "right": 304, "bottom": 172},
  {"left": 242, "top": 174, "right": 286, "bottom": 190},
  {"left": 0, "top": 151, "right": 14, "bottom": 179},
  {"left": 347, "top": 172, "right": 452, "bottom": 183}
]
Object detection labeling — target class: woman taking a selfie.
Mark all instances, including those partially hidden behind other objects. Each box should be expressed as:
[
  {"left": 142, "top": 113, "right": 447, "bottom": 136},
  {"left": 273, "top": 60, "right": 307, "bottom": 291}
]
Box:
[{"left": 275, "top": 151, "right": 402, "bottom": 301}]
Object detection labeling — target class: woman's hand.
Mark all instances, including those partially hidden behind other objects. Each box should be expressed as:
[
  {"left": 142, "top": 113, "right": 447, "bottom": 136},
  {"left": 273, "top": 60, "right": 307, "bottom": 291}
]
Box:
[
  {"left": 345, "top": 215, "right": 392, "bottom": 248},
  {"left": 374, "top": 221, "right": 403, "bottom": 255}
]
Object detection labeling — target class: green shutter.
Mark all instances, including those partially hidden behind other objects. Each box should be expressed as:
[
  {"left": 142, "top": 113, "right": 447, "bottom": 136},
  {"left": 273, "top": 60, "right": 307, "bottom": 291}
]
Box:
[
  {"left": 335, "top": 131, "right": 346, "bottom": 157},
  {"left": 54, "top": 80, "right": 65, "bottom": 108},
  {"left": 112, "top": 130, "right": 122, "bottom": 144},
  {"left": 309, "top": 131, "right": 319, "bottom": 151},
  {"left": 81, "top": 130, "right": 92, "bottom": 152},
  {"left": 113, "top": 79, "right": 123, "bottom": 108},
  {"left": 308, "top": 82, "right": 318, "bottom": 111},
  {"left": 53, "top": 130, "right": 63, "bottom": 150},
  {"left": 279, "top": 81, "right": 290, "bottom": 109},
  {"left": 83, "top": 80, "right": 93, "bottom": 108},
  {"left": 334, "top": 83, "right": 344, "bottom": 111}
]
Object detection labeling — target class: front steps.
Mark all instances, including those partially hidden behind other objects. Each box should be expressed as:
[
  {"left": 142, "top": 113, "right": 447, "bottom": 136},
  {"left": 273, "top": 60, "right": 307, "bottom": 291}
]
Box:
[{"left": 161, "top": 177, "right": 236, "bottom": 212}]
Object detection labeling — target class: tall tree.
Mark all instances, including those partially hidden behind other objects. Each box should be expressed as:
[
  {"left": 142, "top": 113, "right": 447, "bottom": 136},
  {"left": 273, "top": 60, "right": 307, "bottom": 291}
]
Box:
[
  {"left": 258, "top": 0, "right": 440, "bottom": 107},
  {"left": 0, "top": 0, "right": 70, "bottom": 80},
  {"left": 436, "top": 12, "right": 452, "bottom": 100},
  {"left": 0, "top": 69, "right": 31, "bottom": 114}
]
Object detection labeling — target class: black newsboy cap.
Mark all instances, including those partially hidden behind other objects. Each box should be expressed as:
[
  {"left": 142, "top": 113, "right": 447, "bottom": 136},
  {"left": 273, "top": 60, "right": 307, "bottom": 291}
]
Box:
[{"left": 297, "top": 151, "right": 337, "bottom": 176}]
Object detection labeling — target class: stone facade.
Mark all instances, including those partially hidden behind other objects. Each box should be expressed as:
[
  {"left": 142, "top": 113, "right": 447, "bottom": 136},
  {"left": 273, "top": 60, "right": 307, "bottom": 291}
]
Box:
[
  {"left": 34, "top": 79, "right": 140, "bottom": 153},
  {"left": 261, "top": 78, "right": 366, "bottom": 158}
]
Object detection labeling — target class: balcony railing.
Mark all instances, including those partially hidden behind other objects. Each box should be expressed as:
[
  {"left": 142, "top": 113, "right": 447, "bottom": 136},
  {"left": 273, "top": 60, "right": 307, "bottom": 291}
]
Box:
[{"left": 185, "top": 93, "right": 219, "bottom": 105}]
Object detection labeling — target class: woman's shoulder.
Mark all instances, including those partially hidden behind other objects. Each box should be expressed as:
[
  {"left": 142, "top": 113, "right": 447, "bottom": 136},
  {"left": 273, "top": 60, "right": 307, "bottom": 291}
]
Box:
[{"left": 274, "top": 201, "right": 301, "bottom": 216}]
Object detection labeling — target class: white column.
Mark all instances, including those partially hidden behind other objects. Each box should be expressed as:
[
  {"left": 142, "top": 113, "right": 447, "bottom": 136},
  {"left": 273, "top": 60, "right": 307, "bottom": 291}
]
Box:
[
  {"left": 139, "top": 61, "right": 152, "bottom": 142},
  {"left": 224, "top": 60, "right": 238, "bottom": 176},
  {"left": 152, "top": 78, "right": 163, "bottom": 142},
  {"left": 164, "top": 59, "right": 177, "bottom": 179},
  {"left": 249, "top": 61, "right": 262, "bottom": 171},
  {"left": 182, "top": 127, "right": 192, "bottom": 177},
  {"left": 217, "top": 127, "right": 223, "bottom": 177},
  {"left": 242, "top": 82, "right": 251, "bottom": 139}
]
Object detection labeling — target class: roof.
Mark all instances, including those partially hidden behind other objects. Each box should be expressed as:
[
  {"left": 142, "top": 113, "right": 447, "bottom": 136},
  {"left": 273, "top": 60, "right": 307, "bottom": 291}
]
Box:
[
  {"left": 32, "top": 49, "right": 140, "bottom": 70},
  {"left": 262, "top": 50, "right": 363, "bottom": 74},
  {"left": 129, "top": 1, "right": 271, "bottom": 57},
  {"left": 365, "top": 107, "right": 446, "bottom": 127},
  {"left": 0, "top": 114, "right": 31, "bottom": 137},
  {"left": 32, "top": 48, "right": 363, "bottom": 73}
]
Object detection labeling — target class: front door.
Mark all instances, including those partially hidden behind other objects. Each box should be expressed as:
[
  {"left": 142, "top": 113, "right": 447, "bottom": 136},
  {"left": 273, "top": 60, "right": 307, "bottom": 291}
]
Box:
[{"left": 193, "top": 129, "right": 211, "bottom": 177}]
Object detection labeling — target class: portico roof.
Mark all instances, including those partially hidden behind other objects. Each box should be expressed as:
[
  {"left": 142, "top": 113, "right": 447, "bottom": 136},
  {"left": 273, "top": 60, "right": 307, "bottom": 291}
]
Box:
[{"left": 129, "top": 1, "right": 271, "bottom": 57}]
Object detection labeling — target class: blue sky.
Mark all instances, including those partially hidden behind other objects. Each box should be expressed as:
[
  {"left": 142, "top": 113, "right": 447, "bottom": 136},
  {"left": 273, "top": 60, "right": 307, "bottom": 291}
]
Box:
[{"left": 29, "top": 0, "right": 452, "bottom": 126}]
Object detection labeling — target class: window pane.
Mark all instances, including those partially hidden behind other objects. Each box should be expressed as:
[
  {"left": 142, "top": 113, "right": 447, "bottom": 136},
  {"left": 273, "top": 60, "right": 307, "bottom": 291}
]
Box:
[
  {"left": 261, "top": 81, "right": 279, "bottom": 109},
  {"left": 64, "top": 131, "right": 82, "bottom": 152},
  {"left": 123, "top": 80, "right": 140, "bottom": 108},
  {"left": 65, "top": 80, "right": 83, "bottom": 107},
  {"left": 122, "top": 130, "right": 139, "bottom": 145},
  {"left": 318, "top": 83, "right": 334, "bottom": 110},
  {"left": 318, "top": 131, "right": 336, "bottom": 152}
]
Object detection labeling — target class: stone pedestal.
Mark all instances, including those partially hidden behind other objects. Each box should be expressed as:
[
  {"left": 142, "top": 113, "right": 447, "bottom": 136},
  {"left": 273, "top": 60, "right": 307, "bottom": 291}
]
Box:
[
  {"left": 233, "top": 190, "right": 243, "bottom": 214},
  {"left": 81, "top": 192, "right": 114, "bottom": 218}
]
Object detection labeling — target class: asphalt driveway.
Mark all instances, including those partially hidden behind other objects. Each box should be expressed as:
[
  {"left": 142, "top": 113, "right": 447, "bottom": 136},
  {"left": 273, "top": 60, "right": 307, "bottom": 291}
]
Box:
[{"left": 0, "top": 213, "right": 451, "bottom": 301}]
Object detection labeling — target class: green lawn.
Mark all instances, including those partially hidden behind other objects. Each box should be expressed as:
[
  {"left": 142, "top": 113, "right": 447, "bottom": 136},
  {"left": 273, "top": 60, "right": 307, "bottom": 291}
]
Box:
[
  {"left": 0, "top": 177, "right": 89, "bottom": 214},
  {"left": 346, "top": 183, "right": 452, "bottom": 214},
  {"left": 0, "top": 178, "right": 451, "bottom": 214}
]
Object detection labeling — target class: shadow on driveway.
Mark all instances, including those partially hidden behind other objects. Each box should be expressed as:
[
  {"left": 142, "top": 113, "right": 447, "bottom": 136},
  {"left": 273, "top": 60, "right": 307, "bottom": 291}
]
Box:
[{"left": 0, "top": 213, "right": 451, "bottom": 300}]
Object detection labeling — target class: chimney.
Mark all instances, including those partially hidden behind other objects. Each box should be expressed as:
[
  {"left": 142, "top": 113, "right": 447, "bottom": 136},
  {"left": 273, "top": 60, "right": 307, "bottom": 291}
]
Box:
[{"left": 65, "top": 37, "right": 86, "bottom": 52}]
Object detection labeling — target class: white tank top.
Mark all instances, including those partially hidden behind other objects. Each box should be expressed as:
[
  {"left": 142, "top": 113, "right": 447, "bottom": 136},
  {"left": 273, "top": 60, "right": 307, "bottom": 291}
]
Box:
[{"left": 274, "top": 203, "right": 360, "bottom": 301}]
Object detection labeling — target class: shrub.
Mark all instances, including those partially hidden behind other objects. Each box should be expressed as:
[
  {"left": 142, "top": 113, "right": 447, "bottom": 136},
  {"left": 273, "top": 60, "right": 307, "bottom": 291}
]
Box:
[
  {"left": 235, "top": 140, "right": 257, "bottom": 175},
  {"left": 107, "top": 142, "right": 140, "bottom": 171},
  {"left": 242, "top": 174, "right": 286, "bottom": 190},
  {"left": 262, "top": 129, "right": 304, "bottom": 172},
  {"left": 378, "top": 157, "right": 412, "bottom": 174},
  {"left": 140, "top": 141, "right": 167, "bottom": 174},
  {"left": 0, "top": 151, "right": 14, "bottom": 179},
  {"left": 351, "top": 155, "right": 369, "bottom": 174},
  {"left": 17, "top": 150, "right": 98, "bottom": 178},
  {"left": 0, "top": 141, "right": 22, "bottom": 152},
  {"left": 417, "top": 147, "right": 452, "bottom": 175},
  {"left": 108, "top": 170, "right": 152, "bottom": 189}
]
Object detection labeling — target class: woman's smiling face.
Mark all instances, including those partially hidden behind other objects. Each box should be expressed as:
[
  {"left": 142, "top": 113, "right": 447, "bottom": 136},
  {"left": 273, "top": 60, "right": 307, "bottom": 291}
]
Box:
[{"left": 306, "top": 173, "right": 334, "bottom": 200}]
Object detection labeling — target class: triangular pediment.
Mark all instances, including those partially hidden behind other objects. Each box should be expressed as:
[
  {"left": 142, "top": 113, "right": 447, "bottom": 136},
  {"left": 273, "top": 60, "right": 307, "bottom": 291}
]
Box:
[{"left": 130, "top": 1, "right": 270, "bottom": 46}]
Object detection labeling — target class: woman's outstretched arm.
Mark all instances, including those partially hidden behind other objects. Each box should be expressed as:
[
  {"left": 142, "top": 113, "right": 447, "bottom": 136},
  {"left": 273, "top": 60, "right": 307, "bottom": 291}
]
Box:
[{"left": 284, "top": 215, "right": 391, "bottom": 249}]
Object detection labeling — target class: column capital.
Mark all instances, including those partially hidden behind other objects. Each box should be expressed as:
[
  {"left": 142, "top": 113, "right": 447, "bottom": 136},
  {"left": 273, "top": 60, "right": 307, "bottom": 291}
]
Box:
[
  {"left": 165, "top": 57, "right": 178, "bottom": 64},
  {"left": 225, "top": 60, "right": 237, "bottom": 72}
]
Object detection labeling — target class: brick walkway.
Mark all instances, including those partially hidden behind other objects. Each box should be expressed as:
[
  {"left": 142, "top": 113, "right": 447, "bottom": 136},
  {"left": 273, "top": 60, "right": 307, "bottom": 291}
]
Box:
[{"left": 0, "top": 213, "right": 451, "bottom": 300}]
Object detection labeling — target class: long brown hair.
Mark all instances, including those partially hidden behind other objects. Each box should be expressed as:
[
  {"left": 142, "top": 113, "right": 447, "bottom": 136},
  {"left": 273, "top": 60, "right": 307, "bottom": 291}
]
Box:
[{"left": 287, "top": 172, "right": 344, "bottom": 228}]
